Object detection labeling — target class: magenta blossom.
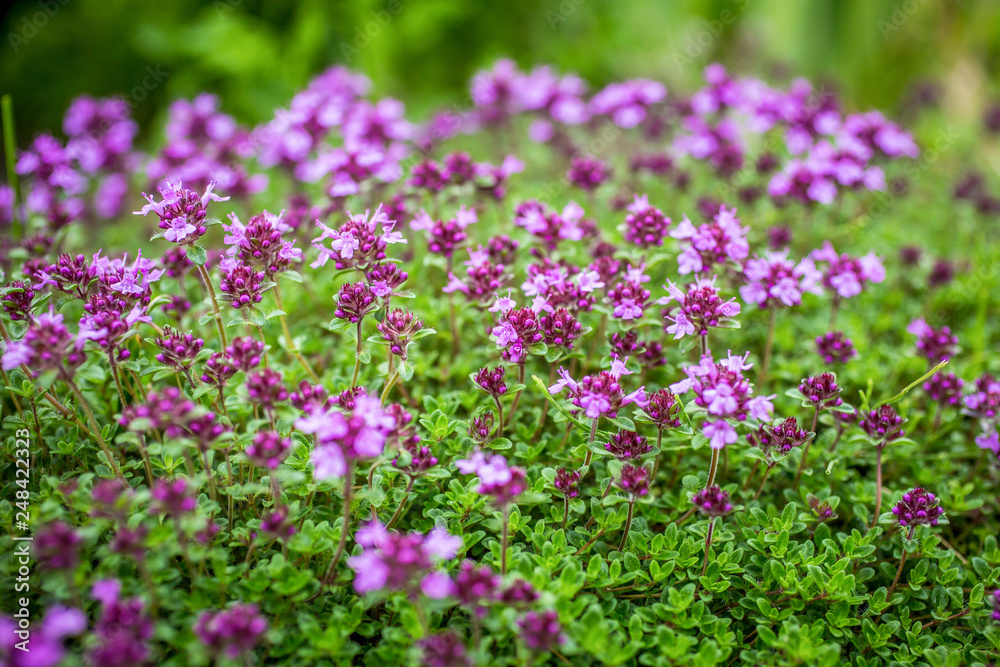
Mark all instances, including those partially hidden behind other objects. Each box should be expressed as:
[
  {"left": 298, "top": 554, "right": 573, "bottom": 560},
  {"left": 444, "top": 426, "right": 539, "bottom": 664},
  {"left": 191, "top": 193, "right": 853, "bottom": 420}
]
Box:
[
  {"left": 671, "top": 351, "right": 774, "bottom": 449},
  {"left": 296, "top": 394, "right": 395, "bottom": 480},
  {"left": 550, "top": 357, "right": 648, "bottom": 419},
  {"left": 347, "top": 521, "right": 461, "bottom": 598},
  {"left": 455, "top": 451, "right": 527, "bottom": 506},
  {"left": 135, "top": 180, "right": 229, "bottom": 244},
  {"left": 658, "top": 276, "right": 740, "bottom": 339},
  {"left": 670, "top": 205, "right": 749, "bottom": 275},
  {"left": 739, "top": 250, "right": 822, "bottom": 308},
  {"left": 809, "top": 241, "right": 885, "bottom": 299},
  {"left": 311, "top": 204, "right": 405, "bottom": 271}
]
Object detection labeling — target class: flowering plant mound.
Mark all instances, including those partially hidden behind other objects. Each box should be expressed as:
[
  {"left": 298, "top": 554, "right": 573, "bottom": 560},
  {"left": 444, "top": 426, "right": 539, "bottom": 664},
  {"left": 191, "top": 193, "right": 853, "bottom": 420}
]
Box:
[{"left": 1, "top": 59, "right": 998, "bottom": 667}]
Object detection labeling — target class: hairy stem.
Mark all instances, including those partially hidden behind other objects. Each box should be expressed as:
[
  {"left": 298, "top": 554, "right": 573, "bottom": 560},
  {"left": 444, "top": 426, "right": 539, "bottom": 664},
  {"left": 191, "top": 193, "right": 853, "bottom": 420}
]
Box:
[
  {"left": 196, "top": 264, "right": 228, "bottom": 347},
  {"left": 752, "top": 465, "right": 772, "bottom": 501},
  {"left": 700, "top": 517, "right": 716, "bottom": 580},
  {"left": 618, "top": 499, "right": 635, "bottom": 552},
  {"left": 385, "top": 476, "right": 415, "bottom": 530},
  {"left": 322, "top": 461, "right": 355, "bottom": 586},
  {"left": 871, "top": 447, "right": 884, "bottom": 529}
]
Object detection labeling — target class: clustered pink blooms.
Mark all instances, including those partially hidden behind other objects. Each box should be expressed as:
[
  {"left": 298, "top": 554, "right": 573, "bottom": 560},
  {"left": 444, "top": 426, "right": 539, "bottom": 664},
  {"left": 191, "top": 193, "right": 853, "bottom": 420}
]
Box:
[
  {"left": 455, "top": 451, "right": 527, "bottom": 506},
  {"left": 134, "top": 180, "right": 229, "bottom": 244},
  {"left": 1, "top": 280, "right": 34, "bottom": 321},
  {"left": 444, "top": 247, "right": 509, "bottom": 303},
  {"left": 151, "top": 478, "right": 198, "bottom": 516},
  {"left": 748, "top": 417, "right": 811, "bottom": 459},
  {"left": 311, "top": 205, "right": 405, "bottom": 271},
  {"left": 607, "top": 264, "right": 652, "bottom": 321},
  {"left": 490, "top": 300, "right": 544, "bottom": 363},
  {"left": 521, "top": 261, "right": 603, "bottom": 313},
  {"left": 809, "top": 241, "right": 885, "bottom": 300},
  {"left": 618, "top": 464, "right": 651, "bottom": 497},
  {"left": 623, "top": 194, "right": 671, "bottom": 247},
  {"left": 670, "top": 205, "right": 749, "bottom": 275},
  {"left": 218, "top": 261, "right": 267, "bottom": 309},
  {"left": 334, "top": 281, "right": 377, "bottom": 322},
  {"left": 860, "top": 405, "right": 906, "bottom": 445},
  {"left": 550, "top": 358, "right": 648, "bottom": 420},
  {"left": 377, "top": 308, "right": 424, "bottom": 358},
  {"left": 194, "top": 603, "right": 268, "bottom": 659},
  {"left": 691, "top": 485, "right": 733, "bottom": 516},
  {"left": 411, "top": 206, "right": 478, "bottom": 256},
  {"left": 907, "top": 318, "right": 959, "bottom": 362},
  {"left": 798, "top": 373, "right": 844, "bottom": 410},
  {"left": 223, "top": 211, "right": 302, "bottom": 276},
  {"left": 891, "top": 487, "right": 945, "bottom": 527},
  {"left": 245, "top": 431, "right": 293, "bottom": 469},
  {"left": 553, "top": 467, "right": 581, "bottom": 498},
  {"left": 922, "top": 371, "right": 963, "bottom": 407},
  {"left": 739, "top": 250, "right": 822, "bottom": 308},
  {"left": 1, "top": 308, "right": 85, "bottom": 376},
  {"left": 513, "top": 200, "right": 589, "bottom": 252},
  {"left": 226, "top": 335, "right": 266, "bottom": 371},
  {"left": 473, "top": 366, "right": 508, "bottom": 397},
  {"left": 152, "top": 327, "right": 204, "bottom": 371},
  {"left": 367, "top": 262, "right": 409, "bottom": 298},
  {"left": 296, "top": 393, "right": 394, "bottom": 480},
  {"left": 35, "top": 521, "right": 81, "bottom": 571},
  {"left": 659, "top": 276, "right": 741, "bottom": 339},
  {"left": 671, "top": 352, "right": 774, "bottom": 448},
  {"left": 347, "top": 521, "right": 461, "bottom": 598},
  {"left": 418, "top": 631, "right": 470, "bottom": 667},
  {"left": 964, "top": 373, "right": 1000, "bottom": 453},
  {"left": 815, "top": 331, "right": 857, "bottom": 364},
  {"left": 539, "top": 307, "right": 583, "bottom": 350},
  {"left": 567, "top": 155, "right": 610, "bottom": 191},
  {"left": 641, "top": 389, "right": 683, "bottom": 430},
  {"left": 89, "top": 579, "right": 154, "bottom": 667},
  {"left": 0, "top": 605, "right": 85, "bottom": 667},
  {"left": 604, "top": 430, "right": 652, "bottom": 460}
]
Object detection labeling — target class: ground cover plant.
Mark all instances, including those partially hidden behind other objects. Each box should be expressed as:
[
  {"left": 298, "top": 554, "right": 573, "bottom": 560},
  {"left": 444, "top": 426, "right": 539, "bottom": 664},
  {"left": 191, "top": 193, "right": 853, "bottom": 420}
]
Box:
[{"left": 1, "top": 59, "right": 1000, "bottom": 666}]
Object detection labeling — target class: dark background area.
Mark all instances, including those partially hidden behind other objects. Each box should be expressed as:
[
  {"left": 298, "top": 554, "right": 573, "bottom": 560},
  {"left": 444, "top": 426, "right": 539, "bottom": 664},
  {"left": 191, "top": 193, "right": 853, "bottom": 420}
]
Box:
[{"left": 2, "top": 0, "right": 1000, "bottom": 146}]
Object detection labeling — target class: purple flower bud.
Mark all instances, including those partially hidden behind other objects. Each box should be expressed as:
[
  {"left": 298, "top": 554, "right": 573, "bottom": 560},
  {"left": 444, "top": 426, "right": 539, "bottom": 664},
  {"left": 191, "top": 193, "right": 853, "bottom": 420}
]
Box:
[{"left": 691, "top": 485, "right": 732, "bottom": 517}]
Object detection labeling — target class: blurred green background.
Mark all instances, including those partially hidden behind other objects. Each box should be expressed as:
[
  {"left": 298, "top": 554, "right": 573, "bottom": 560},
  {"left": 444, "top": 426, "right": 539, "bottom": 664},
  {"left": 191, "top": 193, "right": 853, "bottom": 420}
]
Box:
[{"left": 3, "top": 0, "right": 1000, "bottom": 144}]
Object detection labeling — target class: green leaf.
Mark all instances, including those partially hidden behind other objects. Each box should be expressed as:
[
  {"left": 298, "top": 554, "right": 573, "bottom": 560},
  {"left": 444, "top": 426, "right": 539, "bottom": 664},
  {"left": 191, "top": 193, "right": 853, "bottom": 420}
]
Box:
[{"left": 187, "top": 245, "right": 208, "bottom": 266}]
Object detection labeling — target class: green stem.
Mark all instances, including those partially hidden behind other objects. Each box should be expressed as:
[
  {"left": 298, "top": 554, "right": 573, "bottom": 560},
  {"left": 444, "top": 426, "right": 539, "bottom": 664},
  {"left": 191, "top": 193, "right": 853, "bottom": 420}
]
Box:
[
  {"left": 273, "top": 284, "right": 320, "bottom": 382},
  {"left": 385, "top": 476, "right": 415, "bottom": 530},
  {"left": 700, "top": 517, "right": 716, "bottom": 580},
  {"left": 500, "top": 505, "right": 511, "bottom": 576},
  {"left": 618, "top": 499, "right": 635, "bottom": 552},
  {"left": 66, "top": 379, "right": 124, "bottom": 481},
  {"left": 871, "top": 447, "right": 884, "bottom": 529},
  {"left": 760, "top": 309, "right": 777, "bottom": 387},
  {"left": 752, "top": 465, "right": 772, "bottom": 501},
  {"left": 706, "top": 448, "right": 720, "bottom": 488},
  {"left": 196, "top": 264, "right": 228, "bottom": 347},
  {"left": 351, "top": 320, "right": 363, "bottom": 387},
  {"left": 322, "top": 461, "right": 354, "bottom": 585}
]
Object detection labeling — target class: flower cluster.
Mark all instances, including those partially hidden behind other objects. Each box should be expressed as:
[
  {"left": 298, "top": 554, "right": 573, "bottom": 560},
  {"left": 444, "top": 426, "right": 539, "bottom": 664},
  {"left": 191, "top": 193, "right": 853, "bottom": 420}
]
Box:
[
  {"left": 907, "top": 318, "right": 959, "bottom": 362},
  {"left": 550, "top": 359, "right": 648, "bottom": 420},
  {"left": 671, "top": 206, "right": 749, "bottom": 275},
  {"left": 659, "top": 277, "right": 741, "bottom": 339},
  {"left": 890, "top": 487, "right": 945, "bottom": 528},
  {"left": 348, "top": 522, "right": 461, "bottom": 597}
]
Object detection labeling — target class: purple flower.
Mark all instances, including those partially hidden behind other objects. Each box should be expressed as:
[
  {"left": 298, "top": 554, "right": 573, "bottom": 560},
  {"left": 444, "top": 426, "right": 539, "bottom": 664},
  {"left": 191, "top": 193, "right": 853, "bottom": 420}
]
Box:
[
  {"left": 539, "top": 307, "right": 582, "bottom": 349},
  {"left": 607, "top": 265, "right": 652, "bottom": 321},
  {"left": 623, "top": 193, "right": 671, "bottom": 247},
  {"left": 550, "top": 359, "right": 648, "bottom": 420},
  {"left": 1, "top": 308, "right": 85, "bottom": 376},
  {"left": 553, "top": 467, "right": 581, "bottom": 498},
  {"left": 411, "top": 206, "right": 477, "bottom": 257},
  {"left": 151, "top": 478, "right": 198, "bottom": 516},
  {"left": 468, "top": 412, "right": 497, "bottom": 444},
  {"left": 815, "top": 331, "right": 857, "bottom": 365},
  {"left": 226, "top": 335, "right": 266, "bottom": 372},
  {"left": 218, "top": 261, "right": 267, "bottom": 309},
  {"left": 334, "top": 281, "right": 377, "bottom": 323},
  {"left": 518, "top": 610, "right": 564, "bottom": 651},
  {"left": 671, "top": 352, "right": 774, "bottom": 448},
  {"left": 454, "top": 560, "right": 501, "bottom": 613},
  {"left": 748, "top": 417, "right": 811, "bottom": 460},
  {"left": 311, "top": 204, "right": 405, "bottom": 271},
  {"left": 618, "top": 464, "right": 651, "bottom": 497},
  {"left": 195, "top": 604, "right": 268, "bottom": 659},
  {"left": 891, "top": 487, "right": 945, "bottom": 527},
  {"left": 246, "top": 368, "right": 288, "bottom": 411},
  {"left": 455, "top": 452, "right": 527, "bottom": 506},
  {"left": 223, "top": 210, "right": 301, "bottom": 276},
  {"left": 419, "top": 632, "right": 471, "bottom": 667},
  {"left": 347, "top": 522, "right": 460, "bottom": 597},
  {"left": 923, "top": 371, "right": 963, "bottom": 406},
  {"left": 658, "top": 276, "right": 741, "bottom": 339},
  {"left": 491, "top": 302, "right": 544, "bottom": 364},
  {"left": 0, "top": 606, "right": 85, "bottom": 667},
  {"left": 245, "top": 431, "right": 292, "bottom": 469},
  {"left": 89, "top": 579, "right": 153, "bottom": 667},
  {"left": 297, "top": 394, "right": 394, "bottom": 480},
  {"left": 860, "top": 405, "right": 906, "bottom": 446},
  {"left": 740, "top": 250, "right": 822, "bottom": 308},
  {"left": 153, "top": 326, "right": 204, "bottom": 371},
  {"left": 907, "top": 318, "right": 959, "bottom": 362},
  {"left": 798, "top": 373, "right": 844, "bottom": 410},
  {"left": 367, "top": 262, "right": 409, "bottom": 299},
  {"left": 2, "top": 280, "right": 35, "bottom": 321},
  {"left": 567, "top": 155, "right": 610, "bottom": 191},
  {"left": 201, "top": 352, "right": 237, "bottom": 388},
  {"left": 641, "top": 389, "right": 683, "bottom": 430},
  {"left": 691, "top": 485, "right": 732, "bottom": 517},
  {"left": 671, "top": 205, "right": 749, "bottom": 275},
  {"left": 135, "top": 180, "right": 229, "bottom": 244},
  {"left": 35, "top": 522, "right": 81, "bottom": 571},
  {"left": 604, "top": 430, "right": 652, "bottom": 460},
  {"left": 376, "top": 308, "right": 423, "bottom": 358},
  {"left": 473, "top": 366, "right": 507, "bottom": 398},
  {"left": 809, "top": 241, "right": 885, "bottom": 300}
]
